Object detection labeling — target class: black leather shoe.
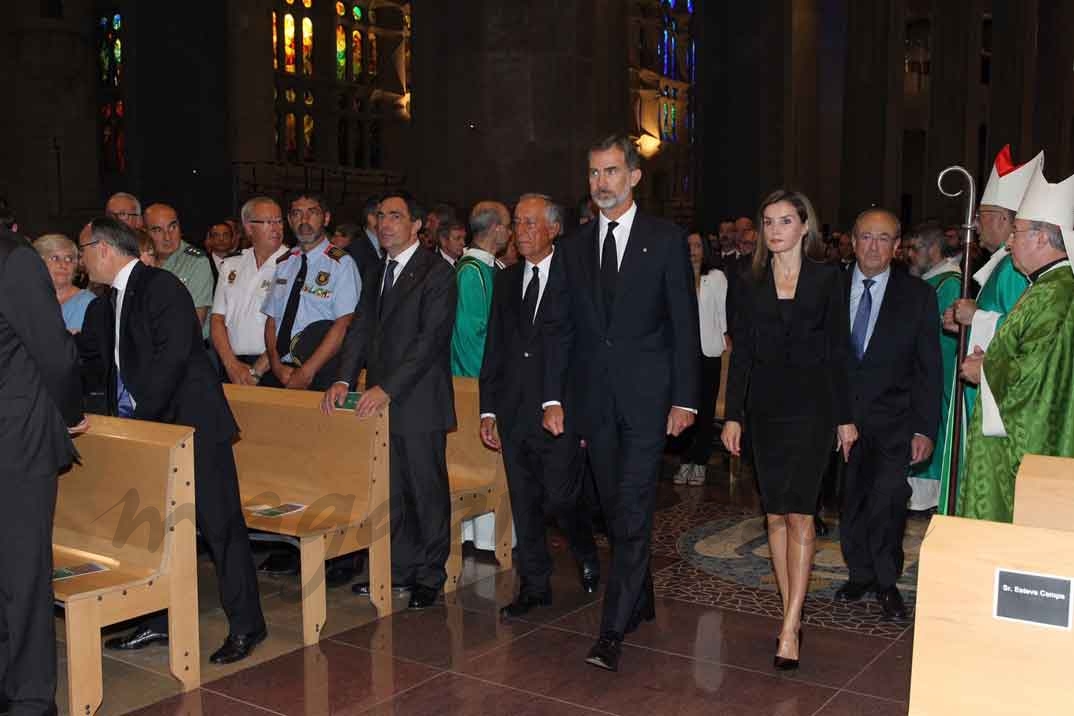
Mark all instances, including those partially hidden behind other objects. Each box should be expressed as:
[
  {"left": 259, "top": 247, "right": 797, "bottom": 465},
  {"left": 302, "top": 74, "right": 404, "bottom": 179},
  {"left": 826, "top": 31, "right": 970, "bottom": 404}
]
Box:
[
  {"left": 774, "top": 630, "right": 803, "bottom": 671},
  {"left": 407, "top": 584, "right": 439, "bottom": 610},
  {"left": 209, "top": 628, "right": 268, "bottom": 664},
  {"left": 585, "top": 636, "right": 622, "bottom": 672},
  {"left": 579, "top": 561, "right": 601, "bottom": 594},
  {"left": 258, "top": 551, "right": 299, "bottom": 576},
  {"left": 500, "top": 592, "right": 552, "bottom": 619},
  {"left": 352, "top": 580, "right": 412, "bottom": 596},
  {"left": 104, "top": 625, "right": 169, "bottom": 651},
  {"left": 876, "top": 586, "right": 909, "bottom": 620},
  {"left": 813, "top": 514, "right": 829, "bottom": 537},
  {"left": 834, "top": 580, "right": 874, "bottom": 602}
]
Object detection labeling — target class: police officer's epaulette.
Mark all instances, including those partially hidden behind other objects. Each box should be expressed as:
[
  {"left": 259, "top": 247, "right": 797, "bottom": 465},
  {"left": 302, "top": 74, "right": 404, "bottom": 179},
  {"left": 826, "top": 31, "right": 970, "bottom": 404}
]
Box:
[
  {"left": 326, "top": 245, "right": 347, "bottom": 262},
  {"left": 184, "top": 245, "right": 205, "bottom": 257}
]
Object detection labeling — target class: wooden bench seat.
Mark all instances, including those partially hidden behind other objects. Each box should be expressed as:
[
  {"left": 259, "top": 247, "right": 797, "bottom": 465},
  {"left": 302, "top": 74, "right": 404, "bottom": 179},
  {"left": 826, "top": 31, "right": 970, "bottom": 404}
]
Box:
[
  {"left": 54, "top": 415, "right": 200, "bottom": 716},
  {"left": 224, "top": 384, "right": 391, "bottom": 645}
]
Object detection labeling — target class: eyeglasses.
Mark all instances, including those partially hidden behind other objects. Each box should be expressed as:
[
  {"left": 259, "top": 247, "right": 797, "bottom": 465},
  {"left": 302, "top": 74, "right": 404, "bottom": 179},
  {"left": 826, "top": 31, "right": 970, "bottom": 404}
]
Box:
[
  {"left": 108, "top": 211, "right": 140, "bottom": 221},
  {"left": 46, "top": 254, "right": 78, "bottom": 264},
  {"left": 248, "top": 218, "right": 285, "bottom": 226},
  {"left": 288, "top": 207, "right": 324, "bottom": 220},
  {"left": 78, "top": 239, "right": 100, "bottom": 250}
]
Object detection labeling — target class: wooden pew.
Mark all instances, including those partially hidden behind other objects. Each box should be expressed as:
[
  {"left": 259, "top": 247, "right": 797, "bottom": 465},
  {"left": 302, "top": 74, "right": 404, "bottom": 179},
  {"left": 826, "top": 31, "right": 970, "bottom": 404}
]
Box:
[
  {"left": 443, "top": 376, "right": 513, "bottom": 590},
  {"left": 54, "top": 415, "right": 200, "bottom": 716},
  {"left": 910, "top": 515, "right": 1074, "bottom": 714},
  {"left": 223, "top": 384, "right": 391, "bottom": 645},
  {"left": 1013, "top": 454, "right": 1074, "bottom": 531}
]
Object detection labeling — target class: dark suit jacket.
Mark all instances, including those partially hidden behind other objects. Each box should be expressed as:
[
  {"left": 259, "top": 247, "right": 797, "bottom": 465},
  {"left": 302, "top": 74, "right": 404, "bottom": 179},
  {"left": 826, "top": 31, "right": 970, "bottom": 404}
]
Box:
[
  {"left": 542, "top": 212, "right": 700, "bottom": 435},
  {"left": 479, "top": 259, "right": 564, "bottom": 437},
  {"left": 337, "top": 245, "right": 457, "bottom": 435},
  {"left": 78, "top": 261, "right": 238, "bottom": 441},
  {"left": 844, "top": 266, "right": 942, "bottom": 442},
  {"left": 345, "top": 231, "right": 382, "bottom": 285},
  {"left": 725, "top": 258, "right": 852, "bottom": 425},
  {"left": 0, "top": 231, "right": 82, "bottom": 475}
]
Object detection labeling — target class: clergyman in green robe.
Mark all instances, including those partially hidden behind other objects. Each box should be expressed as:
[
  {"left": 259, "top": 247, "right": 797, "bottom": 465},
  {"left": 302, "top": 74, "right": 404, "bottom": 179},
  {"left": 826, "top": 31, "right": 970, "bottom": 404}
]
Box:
[
  {"left": 959, "top": 220, "right": 1074, "bottom": 523},
  {"left": 450, "top": 202, "right": 509, "bottom": 377}
]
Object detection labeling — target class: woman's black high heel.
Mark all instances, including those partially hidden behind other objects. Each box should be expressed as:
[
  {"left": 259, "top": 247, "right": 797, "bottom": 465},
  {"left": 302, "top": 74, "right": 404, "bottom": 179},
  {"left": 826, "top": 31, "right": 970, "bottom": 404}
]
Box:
[{"left": 774, "top": 630, "right": 803, "bottom": 671}]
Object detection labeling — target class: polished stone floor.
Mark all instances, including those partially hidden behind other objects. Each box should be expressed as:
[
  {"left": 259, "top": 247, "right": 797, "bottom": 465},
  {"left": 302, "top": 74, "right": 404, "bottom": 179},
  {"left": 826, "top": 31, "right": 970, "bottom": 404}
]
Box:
[{"left": 68, "top": 454, "right": 913, "bottom": 715}]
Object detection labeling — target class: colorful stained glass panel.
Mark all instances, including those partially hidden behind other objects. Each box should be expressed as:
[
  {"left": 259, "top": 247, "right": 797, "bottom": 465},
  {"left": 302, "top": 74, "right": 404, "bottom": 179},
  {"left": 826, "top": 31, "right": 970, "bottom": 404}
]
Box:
[
  {"left": 368, "top": 31, "right": 378, "bottom": 78},
  {"left": 351, "top": 29, "right": 362, "bottom": 77},
  {"left": 336, "top": 25, "right": 346, "bottom": 79},
  {"left": 303, "top": 115, "right": 315, "bottom": 161},
  {"left": 301, "top": 17, "right": 313, "bottom": 76},
  {"left": 284, "top": 14, "right": 296, "bottom": 73}
]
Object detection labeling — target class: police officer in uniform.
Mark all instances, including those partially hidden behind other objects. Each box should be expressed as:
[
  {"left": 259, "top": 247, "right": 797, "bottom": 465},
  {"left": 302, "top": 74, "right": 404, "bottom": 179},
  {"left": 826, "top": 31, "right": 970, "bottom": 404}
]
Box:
[
  {"left": 261, "top": 192, "right": 361, "bottom": 392},
  {"left": 144, "top": 203, "right": 214, "bottom": 338}
]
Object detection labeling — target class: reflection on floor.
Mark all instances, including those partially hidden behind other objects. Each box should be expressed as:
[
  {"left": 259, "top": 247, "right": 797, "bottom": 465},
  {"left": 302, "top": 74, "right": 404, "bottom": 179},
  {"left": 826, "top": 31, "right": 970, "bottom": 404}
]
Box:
[{"left": 66, "top": 454, "right": 913, "bottom": 715}]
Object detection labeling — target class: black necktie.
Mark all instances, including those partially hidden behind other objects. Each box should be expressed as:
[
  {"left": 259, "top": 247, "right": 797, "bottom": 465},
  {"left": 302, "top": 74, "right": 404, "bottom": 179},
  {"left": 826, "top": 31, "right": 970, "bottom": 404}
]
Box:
[
  {"left": 379, "top": 259, "right": 398, "bottom": 316},
  {"left": 521, "top": 265, "right": 540, "bottom": 327},
  {"left": 276, "top": 252, "right": 307, "bottom": 358},
  {"left": 601, "top": 220, "right": 619, "bottom": 322}
]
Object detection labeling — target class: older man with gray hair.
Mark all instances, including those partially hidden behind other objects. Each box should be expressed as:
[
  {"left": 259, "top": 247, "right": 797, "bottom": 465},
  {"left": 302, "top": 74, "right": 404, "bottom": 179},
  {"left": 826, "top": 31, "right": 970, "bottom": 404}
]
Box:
[
  {"left": 451, "top": 200, "right": 509, "bottom": 377},
  {"left": 210, "top": 197, "right": 289, "bottom": 385},
  {"left": 104, "top": 192, "right": 143, "bottom": 229},
  {"left": 479, "top": 192, "right": 599, "bottom": 618}
]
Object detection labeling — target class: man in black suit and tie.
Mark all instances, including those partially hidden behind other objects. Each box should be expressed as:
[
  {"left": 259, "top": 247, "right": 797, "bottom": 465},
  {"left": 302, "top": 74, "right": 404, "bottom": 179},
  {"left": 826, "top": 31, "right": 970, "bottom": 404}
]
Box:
[
  {"left": 837, "top": 208, "right": 941, "bottom": 619},
  {"left": 78, "top": 218, "right": 267, "bottom": 664},
  {"left": 542, "top": 135, "right": 700, "bottom": 671},
  {"left": 479, "top": 193, "right": 600, "bottom": 618},
  {"left": 0, "top": 228, "right": 85, "bottom": 715},
  {"left": 323, "top": 191, "right": 458, "bottom": 610}
]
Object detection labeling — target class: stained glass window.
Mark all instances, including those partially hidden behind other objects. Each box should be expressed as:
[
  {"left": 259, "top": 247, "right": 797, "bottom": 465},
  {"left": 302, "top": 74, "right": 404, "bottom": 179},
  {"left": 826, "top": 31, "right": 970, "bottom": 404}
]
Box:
[
  {"left": 670, "top": 104, "right": 678, "bottom": 141},
  {"left": 285, "top": 88, "right": 297, "bottom": 103},
  {"left": 285, "top": 113, "right": 297, "bottom": 161},
  {"left": 351, "top": 29, "right": 363, "bottom": 77},
  {"left": 336, "top": 25, "right": 346, "bottom": 79},
  {"left": 336, "top": 1, "right": 344, "bottom": 15},
  {"left": 368, "top": 31, "right": 378, "bottom": 78},
  {"left": 272, "top": 11, "right": 278, "bottom": 70},
  {"left": 661, "top": 27, "right": 669, "bottom": 76},
  {"left": 302, "top": 115, "right": 313, "bottom": 162},
  {"left": 284, "top": 14, "right": 296, "bottom": 73},
  {"left": 302, "top": 0, "right": 312, "bottom": 7},
  {"left": 352, "top": 5, "right": 363, "bottom": 21},
  {"left": 301, "top": 17, "right": 313, "bottom": 76},
  {"left": 285, "top": 0, "right": 293, "bottom": 4},
  {"left": 98, "top": 11, "right": 125, "bottom": 175},
  {"left": 304, "top": 90, "right": 314, "bottom": 106},
  {"left": 689, "top": 39, "right": 696, "bottom": 83}
]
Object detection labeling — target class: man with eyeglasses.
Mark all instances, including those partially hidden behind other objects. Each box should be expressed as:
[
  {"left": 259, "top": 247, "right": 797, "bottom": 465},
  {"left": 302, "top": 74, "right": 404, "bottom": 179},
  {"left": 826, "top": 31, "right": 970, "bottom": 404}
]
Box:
[
  {"left": 959, "top": 166, "right": 1074, "bottom": 523},
  {"left": 144, "top": 203, "right": 214, "bottom": 336},
  {"left": 104, "top": 192, "right": 143, "bottom": 230},
  {"left": 261, "top": 192, "right": 360, "bottom": 392},
  {"left": 210, "top": 197, "right": 289, "bottom": 385}
]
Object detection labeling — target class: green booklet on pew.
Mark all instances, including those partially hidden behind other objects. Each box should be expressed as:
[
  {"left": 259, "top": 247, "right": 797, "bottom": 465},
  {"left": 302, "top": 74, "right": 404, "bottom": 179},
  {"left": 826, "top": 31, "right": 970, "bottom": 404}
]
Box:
[{"left": 337, "top": 391, "right": 361, "bottom": 411}]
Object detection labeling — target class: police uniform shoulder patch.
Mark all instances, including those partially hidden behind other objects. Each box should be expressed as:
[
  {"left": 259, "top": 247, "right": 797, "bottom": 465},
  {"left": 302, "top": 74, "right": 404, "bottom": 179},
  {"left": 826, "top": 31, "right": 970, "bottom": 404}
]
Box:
[
  {"left": 326, "top": 245, "right": 346, "bottom": 262},
  {"left": 184, "top": 245, "right": 205, "bottom": 257}
]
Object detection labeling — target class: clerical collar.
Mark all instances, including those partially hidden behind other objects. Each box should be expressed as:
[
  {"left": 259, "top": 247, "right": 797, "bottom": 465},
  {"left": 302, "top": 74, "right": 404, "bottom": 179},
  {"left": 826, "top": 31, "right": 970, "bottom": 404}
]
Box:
[{"left": 1028, "top": 258, "right": 1071, "bottom": 284}]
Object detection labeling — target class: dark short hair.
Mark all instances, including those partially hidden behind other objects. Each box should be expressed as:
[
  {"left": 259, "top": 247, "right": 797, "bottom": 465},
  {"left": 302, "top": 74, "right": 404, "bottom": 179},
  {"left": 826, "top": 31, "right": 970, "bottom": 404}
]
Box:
[
  {"left": 379, "top": 190, "right": 425, "bottom": 224},
  {"left": 686, "top": 228, "right": 720, "bottom": 276},
  {"left": 90, "top": 216, "right": 141, "bottom": 258},
  {"left": 333, "top": 223, "right": 363, "bottom": 244},
  {"left": 589, "top": 134, "right": 641, "bottom": 171},
  {"left": 361, "top": 194, "right": 382, "bottom": 219},
  {"left": 907, "top": 220, "right": 946, "bottom": 252},
  {"left": 436, "top": 219, "right": 465, "bottom": 243},
  {"left": 290, "top": 191, "right": 330, "bottom": 216}
]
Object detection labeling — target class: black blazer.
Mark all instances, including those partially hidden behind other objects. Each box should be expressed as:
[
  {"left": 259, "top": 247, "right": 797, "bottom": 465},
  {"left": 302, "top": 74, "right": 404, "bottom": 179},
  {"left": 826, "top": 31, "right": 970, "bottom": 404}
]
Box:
[
  {"left": 542, "top": 212, "right": 700, "bottom": 435},
  {"left": 479, "top": 259, "right": 562, "bottom": 437},
  {"left": 336, "top": 246, "right": 457, "bottom": 434},
  {"left": 0, "top": 231, "right": 82, "bottom": 475},
  {"left": 844, "top": 266, "right": 941, "bottom": 442},
  {"left": 725, "top": 258, "right": 852, "bottom": 426},
  {"left": 78, "top": 262, "right": 238, "bottom": 441},
  {"left": 345, "top": 231, "right": 382, "bottom": 285}
]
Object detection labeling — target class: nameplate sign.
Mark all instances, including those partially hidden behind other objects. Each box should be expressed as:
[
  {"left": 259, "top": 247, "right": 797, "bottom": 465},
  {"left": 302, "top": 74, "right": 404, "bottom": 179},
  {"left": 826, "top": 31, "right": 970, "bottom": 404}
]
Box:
[{"left": 994, "top": 568, "right": 1073, "bottom": 630}]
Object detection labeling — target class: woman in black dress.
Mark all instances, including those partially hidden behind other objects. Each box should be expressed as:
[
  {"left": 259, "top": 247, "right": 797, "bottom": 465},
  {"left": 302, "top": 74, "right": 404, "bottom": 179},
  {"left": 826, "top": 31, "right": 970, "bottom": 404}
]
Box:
[{"left": 721, "top": 190, "right": 857, "bottom": 669}]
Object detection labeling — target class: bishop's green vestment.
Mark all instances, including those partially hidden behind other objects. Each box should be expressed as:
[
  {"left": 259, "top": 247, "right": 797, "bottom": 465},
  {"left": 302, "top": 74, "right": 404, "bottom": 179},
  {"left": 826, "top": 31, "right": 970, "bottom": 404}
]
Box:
[
  {"left": 958, "top": 262, "right": 1074, "bottom": 522},
  {"left": 909, "top": 265, "right": 962, "bottom": 503},
  {"left": 450, "top": 252, "right": 496, "bottom": 377}
]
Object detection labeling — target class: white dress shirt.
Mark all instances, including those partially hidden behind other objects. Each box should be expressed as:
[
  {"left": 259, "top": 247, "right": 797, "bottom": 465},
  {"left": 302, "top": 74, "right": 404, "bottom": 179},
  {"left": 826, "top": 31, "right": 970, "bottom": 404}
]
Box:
[
  {"left": 112, "top": 258, "right": 139, "bottom": 408},
  {"left": 211, "top": 245, "right": 289, "bottom": 356},
  {"left": 439, "top": 248, "right": 456, "bottom": 266},
  {"left": 848, "top": 265, "right": 891, "bottom": 354},
  {"left": 598, "top": 201, "right": 637, "bottom": 269},
  {"left": 381, "top": 239, "right": 421, "bottom": 294}
]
